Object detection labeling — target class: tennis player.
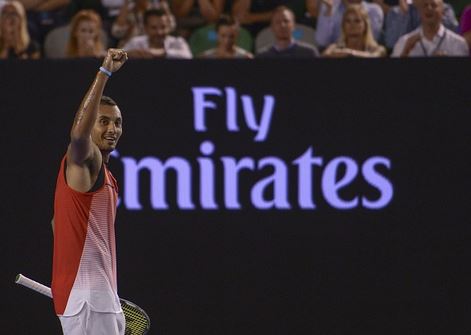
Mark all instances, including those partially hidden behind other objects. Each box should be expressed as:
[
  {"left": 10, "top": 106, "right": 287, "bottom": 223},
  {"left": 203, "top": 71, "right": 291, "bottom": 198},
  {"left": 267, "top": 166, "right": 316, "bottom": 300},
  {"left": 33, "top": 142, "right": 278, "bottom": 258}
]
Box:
[{"left": 51, "top": 48, "right": 128, "bottom": 334}]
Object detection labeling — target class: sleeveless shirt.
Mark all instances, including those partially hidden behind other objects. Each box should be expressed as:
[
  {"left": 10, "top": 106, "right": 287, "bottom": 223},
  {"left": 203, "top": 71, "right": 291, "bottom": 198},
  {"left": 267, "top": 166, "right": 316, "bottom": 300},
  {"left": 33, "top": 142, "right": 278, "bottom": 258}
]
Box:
[{"left": 51, "top": 156, "right": 121, "bottom": 316}]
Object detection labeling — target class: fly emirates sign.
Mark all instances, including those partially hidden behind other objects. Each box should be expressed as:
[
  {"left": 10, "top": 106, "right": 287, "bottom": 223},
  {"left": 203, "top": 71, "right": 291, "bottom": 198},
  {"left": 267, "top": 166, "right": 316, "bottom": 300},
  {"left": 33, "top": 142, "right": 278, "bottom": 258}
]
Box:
[{"left": 112, "top": 87, "right": 394, "bottom": 211}]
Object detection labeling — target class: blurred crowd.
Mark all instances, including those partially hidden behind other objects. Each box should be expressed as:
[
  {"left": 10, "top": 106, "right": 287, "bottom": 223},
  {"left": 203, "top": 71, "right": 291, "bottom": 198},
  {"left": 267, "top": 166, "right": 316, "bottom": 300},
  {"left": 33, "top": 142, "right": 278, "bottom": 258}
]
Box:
[{"left": 0, "top": 0, "right": 469, "bottom": 59}]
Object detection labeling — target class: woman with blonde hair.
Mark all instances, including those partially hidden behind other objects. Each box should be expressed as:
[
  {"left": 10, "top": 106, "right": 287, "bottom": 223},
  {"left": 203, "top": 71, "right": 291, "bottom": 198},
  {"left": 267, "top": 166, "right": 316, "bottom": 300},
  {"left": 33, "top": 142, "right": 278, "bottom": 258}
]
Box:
[
  {"left": 67, "top": 10, "right": 106, "bottom": 58},
  {"left": 323, "top": 4, "right": 386, "bottom": 58},
  {"left": 0, "top": 1, "right": 40, "bottom": 59}
]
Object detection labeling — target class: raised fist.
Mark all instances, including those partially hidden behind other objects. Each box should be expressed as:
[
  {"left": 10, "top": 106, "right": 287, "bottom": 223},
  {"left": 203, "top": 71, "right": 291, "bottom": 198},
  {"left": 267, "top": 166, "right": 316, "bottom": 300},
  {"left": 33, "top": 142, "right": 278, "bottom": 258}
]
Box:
[{"left": 101, "top": 48, "right": 128, "bottom": 73}]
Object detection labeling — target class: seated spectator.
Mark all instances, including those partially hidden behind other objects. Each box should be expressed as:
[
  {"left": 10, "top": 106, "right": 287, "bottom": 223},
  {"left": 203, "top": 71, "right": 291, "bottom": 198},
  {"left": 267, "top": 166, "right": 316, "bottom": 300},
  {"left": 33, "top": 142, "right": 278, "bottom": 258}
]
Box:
[
  {"left": 232, "top": 0, "right": 286, "bottom": 37},
  {"left": 66, "top": 9, "right": 106, "bottom": 57},
  {"left": 392, "top": 0, "right": 468, "bottom": 56},
  {"left": 256, "top": 5, "right": 319, "bottom": 58},
  {"left": 201, "top": 14, "right": 253, "bottom": 58},
  {"left": 370, "top": 0, "right": 398, "bottom": 15},
  {"left": 315, "top": 0, "right": 383, "bottom": 49},
  {"left": 101, "top": 0, "right": 124, "bottom": 18},
  {"left": 19, "top": 0, "right": 70, "bottom": 44},
  {"left": 384, "top": 0, "right": 458, "bottom": 49},
  {"left": 323, "top": 4, "right": 386, "bottom": 57},
  {"left": 0, "top": 0, "right": 40, "bottom": 58},
  {"left": 66, "top": 0, "right": 107, "bottom": 19},
  {"left": 171, "top": 0, "right": 227, "bottom": 37},
  {"left": 112, "top": 0, "right": 175, "bottom": 47},
  {"left": 123, "top": 8, "right": 192, "bottom": 58},
  {"left": 460, "top": 4, "right": 471, "bottom": 55},
  {"left": 305, "top": 0, "right": 319, "bottom": 18}
]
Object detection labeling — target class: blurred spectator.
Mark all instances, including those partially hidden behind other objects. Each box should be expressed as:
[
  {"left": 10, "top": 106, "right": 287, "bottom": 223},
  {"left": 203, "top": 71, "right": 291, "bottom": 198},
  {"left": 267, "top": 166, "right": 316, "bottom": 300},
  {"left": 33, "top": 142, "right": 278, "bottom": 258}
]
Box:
[
  {"left": 123, "top": 8, "right": 192, "bottom": 58},
  {"left": 200, "top": 14, "right": 252, "bottom": 57},
  {"left": 306, "top": 0, "right": 320, "bottom": 18},
  {"left": 370, "top": 0, "right": 396, "bottom": 14},
  {"left": 112, "top": 0, "right": 175, "bottom": 47},
  {"left": 19, "top": 0, "right": 70, "bottom": 44},
  {"left": 315, "top": 0, "right": 383, "bottom": 49},
  {"left": 66, "top": 0, "right": 107, "bottom": 19},
  {"left": 287, "top": 0, "right": 311, "bottom": 24},
  {"left": 232, "top": 0, "right": 287, "bottom": 37},
  {"left": 256, "top": 5, "right": 319, "bottom": 58},
  {"left": 100, "top": 0, "right": 124, "bottom": 18},
  {"left": 323, "top": 4, "right": 386, "bottom": 56},
  {"left": 392, "top": 0, "right": 468, "bottom": 56},
  {"left": 171, "top": 0, "right": 227, "bottom": 36},
  {"left": 384, "top": 0, "right": 458, "bottom": 49},
  {"left": 459, "top": 4, "right": 471, "bottom": 55},
  {"left": 0, "top": 0, "right": 40, "bottom": 58},
  {"left": 66, "top": 9, "right": 106, "bottom": 57}
]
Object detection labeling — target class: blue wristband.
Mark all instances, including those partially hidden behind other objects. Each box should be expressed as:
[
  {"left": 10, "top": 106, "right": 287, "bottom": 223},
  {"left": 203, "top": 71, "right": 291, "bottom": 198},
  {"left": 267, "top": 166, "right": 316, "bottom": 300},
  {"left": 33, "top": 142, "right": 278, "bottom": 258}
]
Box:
[{"left": 99, "top": 66, "right": 112, "bottom": 77}]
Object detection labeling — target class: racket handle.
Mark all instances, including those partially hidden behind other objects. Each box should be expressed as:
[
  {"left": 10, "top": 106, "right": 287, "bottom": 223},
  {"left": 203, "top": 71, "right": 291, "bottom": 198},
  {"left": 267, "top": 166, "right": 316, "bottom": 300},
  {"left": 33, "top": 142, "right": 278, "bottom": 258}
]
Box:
[{"left": 15, "top": 274, "right": 52, "bottom": 298}]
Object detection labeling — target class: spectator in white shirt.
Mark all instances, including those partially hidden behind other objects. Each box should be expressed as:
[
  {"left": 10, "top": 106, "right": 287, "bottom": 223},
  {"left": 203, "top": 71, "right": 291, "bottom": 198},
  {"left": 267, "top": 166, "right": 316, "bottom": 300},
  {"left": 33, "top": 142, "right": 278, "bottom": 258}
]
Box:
[
  {"left": 392, "top": 0, "right": 468, "bottom": 56},
  {"left": 123, "top": 8, "right": 192, "bottom": 58},
  {"left": 315, "top": 0, "right": 384, "bottom": 49},
  {"left": 383, "top": 0, "right": 458, "bottom": 49},
  {"left": 112, "top": 0, "right": 175, "bottom": 47}
]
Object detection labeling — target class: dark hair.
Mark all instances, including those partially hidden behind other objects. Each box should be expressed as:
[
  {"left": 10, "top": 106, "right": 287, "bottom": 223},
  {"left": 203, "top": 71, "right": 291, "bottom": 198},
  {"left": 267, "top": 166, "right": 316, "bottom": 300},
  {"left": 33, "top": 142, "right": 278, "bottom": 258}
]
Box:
[
  {"left": 216, "top": 14, "right": 238, "bottom": 31},
  {"left": 100, "top": 96, "right": 118, "bottom": 106},
  {"left": 144, "top": 8, "right": 166, "bottom": 25},
  {"left": 272, "top": 5, "right": 296, "bottom": 21}
]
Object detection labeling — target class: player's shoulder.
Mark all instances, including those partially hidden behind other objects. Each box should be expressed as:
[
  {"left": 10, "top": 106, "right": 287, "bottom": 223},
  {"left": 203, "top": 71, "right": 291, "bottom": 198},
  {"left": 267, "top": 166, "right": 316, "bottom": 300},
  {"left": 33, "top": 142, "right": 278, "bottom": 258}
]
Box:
[
  {"left": 66, "top": 143, "right": 102, "bottom": 170},
  {"left": 444, "top": 28, "right": 467, "bottom": 44}
]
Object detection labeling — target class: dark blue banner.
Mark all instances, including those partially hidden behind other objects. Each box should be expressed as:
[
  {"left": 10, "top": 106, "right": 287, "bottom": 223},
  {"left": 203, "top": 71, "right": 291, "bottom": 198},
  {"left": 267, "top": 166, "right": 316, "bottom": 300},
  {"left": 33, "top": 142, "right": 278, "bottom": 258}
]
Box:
[{"left": 2, "top": 58, "right": 471, "bottom": 334}]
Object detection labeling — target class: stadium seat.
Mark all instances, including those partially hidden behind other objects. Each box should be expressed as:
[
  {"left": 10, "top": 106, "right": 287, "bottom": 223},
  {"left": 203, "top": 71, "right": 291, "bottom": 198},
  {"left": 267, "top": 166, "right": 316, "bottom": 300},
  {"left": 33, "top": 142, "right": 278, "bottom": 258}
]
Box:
[
  {"left": 44, "top": 25, "right": 108, "bottom": 59},
  {"left": 44, "top": 25, "right": 69, "bottom": 58}
]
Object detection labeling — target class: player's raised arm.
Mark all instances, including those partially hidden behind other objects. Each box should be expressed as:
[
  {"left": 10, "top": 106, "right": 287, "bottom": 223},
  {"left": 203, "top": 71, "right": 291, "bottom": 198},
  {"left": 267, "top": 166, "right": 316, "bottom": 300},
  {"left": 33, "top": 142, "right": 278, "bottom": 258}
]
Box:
[
  {"left": 52, "top": 48, "right": 129, "bottom": 335},
  {"left": 69, "top": 49, "right": 128, "bottom": 165}
]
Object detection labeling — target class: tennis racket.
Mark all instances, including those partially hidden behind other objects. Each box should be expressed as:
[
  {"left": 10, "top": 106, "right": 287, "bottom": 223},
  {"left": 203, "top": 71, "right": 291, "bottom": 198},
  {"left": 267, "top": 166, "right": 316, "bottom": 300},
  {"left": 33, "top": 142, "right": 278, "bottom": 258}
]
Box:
[{"left": 15, "top": 274, "right": 151, "bottom": 335}]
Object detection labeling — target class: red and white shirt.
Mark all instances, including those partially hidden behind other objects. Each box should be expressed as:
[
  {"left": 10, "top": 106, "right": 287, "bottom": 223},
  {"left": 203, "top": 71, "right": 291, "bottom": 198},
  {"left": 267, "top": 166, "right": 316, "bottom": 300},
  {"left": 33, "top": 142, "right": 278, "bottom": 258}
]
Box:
[{"left": 52, "top": 156, "right": 121, "bottom": 316}]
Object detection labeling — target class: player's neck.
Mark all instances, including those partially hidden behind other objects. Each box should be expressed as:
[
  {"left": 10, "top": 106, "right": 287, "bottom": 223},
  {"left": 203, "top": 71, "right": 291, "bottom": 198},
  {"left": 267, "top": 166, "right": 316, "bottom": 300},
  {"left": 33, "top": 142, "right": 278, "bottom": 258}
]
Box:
[{"left": 101, "top": 151, "right": 110, "bottom": 164}]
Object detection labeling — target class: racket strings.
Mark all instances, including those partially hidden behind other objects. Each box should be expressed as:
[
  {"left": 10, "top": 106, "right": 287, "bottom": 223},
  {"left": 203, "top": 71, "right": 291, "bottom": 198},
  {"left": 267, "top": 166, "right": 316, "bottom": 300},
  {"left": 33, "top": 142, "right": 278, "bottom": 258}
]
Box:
[{"left": 122, "top": 300, "right": 151, "bottom": 335}]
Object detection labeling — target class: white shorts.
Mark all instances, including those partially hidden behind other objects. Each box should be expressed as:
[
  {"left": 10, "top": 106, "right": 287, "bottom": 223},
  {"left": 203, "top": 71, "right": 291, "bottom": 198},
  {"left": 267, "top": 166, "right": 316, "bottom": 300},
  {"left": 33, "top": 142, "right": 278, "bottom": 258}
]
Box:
[{"left": 59, "top": 303, "right": 125, "bottom": 335}]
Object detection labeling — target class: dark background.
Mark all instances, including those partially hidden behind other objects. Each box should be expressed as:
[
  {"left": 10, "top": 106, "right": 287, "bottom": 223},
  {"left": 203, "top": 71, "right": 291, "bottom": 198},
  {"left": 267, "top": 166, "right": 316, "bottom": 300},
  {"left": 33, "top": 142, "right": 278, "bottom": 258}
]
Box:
[{"left": 1, "top": 59, "right": 471, "bottom": 334}]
